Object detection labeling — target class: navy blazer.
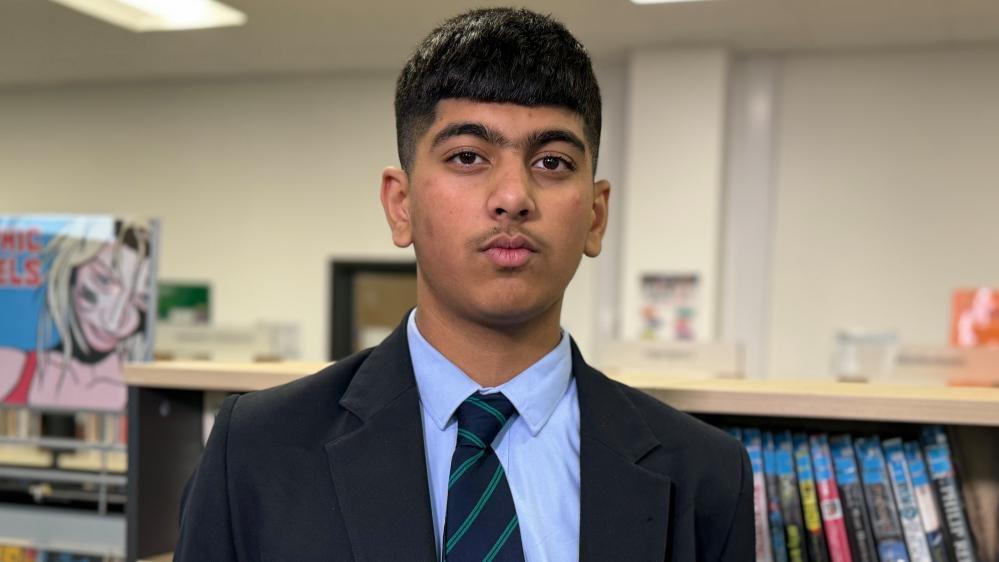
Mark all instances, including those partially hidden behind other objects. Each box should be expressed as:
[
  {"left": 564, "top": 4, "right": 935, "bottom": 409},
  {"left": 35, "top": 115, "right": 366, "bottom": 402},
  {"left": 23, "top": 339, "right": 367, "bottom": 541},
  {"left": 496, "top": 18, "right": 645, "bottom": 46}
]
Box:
[{"left": 174, "top": 317, "right": 754, "bottom": 561}]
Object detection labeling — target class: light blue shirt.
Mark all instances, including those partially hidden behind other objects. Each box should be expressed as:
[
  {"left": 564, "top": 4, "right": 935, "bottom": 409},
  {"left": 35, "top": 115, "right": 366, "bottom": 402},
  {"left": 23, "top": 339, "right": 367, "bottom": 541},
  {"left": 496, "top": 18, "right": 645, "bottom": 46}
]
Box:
[{"left": 407, "top": 310, "right": 580, "bottom": 562}]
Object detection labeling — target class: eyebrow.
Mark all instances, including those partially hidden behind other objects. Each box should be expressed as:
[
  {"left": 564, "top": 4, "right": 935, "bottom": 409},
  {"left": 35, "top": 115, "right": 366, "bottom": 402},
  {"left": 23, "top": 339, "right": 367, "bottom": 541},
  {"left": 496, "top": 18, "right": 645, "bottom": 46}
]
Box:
[
  {"left": 430, "top": 121, "right": 586, "bottom": 156},
  {"left": 524, "top": 129, "right": 585, "bottom": 155},
  {"left": 431, "top": 122, "right": 509, "bottom": 149}
]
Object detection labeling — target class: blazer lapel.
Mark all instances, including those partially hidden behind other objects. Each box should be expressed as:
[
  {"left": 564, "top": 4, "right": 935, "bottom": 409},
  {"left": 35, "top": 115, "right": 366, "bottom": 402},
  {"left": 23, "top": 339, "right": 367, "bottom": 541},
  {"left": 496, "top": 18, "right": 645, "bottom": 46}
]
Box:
[
  {"left": 325, "top": 320, "right": 438, "bottom": 562},
  {"left": 574, "top": 342, "right": 673, "bottom": 562}
]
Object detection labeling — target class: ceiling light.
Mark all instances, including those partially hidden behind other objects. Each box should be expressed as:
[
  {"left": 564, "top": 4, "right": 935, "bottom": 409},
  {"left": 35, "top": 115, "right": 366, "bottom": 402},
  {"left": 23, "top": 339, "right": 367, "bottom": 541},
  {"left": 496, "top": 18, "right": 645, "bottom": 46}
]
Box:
[
  {"left": 50, "top": 0, "right": 246, "bottom": 32},
  {"left": 631, "top": 0, "right": 716, "bottom": 4}
]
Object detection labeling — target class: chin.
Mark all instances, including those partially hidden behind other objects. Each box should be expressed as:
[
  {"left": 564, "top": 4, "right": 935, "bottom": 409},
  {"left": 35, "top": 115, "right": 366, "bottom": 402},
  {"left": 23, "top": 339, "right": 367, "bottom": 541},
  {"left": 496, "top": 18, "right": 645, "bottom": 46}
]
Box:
[{"left": 466, "top": 293, "right": 558, "bottom": 328}]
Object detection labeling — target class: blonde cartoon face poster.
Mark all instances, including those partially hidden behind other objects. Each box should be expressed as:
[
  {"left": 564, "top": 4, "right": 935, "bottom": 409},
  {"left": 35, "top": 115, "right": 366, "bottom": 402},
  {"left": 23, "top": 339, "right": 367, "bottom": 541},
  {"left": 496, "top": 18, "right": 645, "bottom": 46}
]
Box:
[{"left": 0, "top": 216, "right": 157, "bottom": 412}]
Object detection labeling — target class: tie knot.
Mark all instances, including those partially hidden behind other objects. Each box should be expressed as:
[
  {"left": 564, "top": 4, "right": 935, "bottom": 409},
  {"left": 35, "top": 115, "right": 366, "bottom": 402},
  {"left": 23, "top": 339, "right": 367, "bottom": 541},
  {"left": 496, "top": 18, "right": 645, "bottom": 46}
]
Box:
[{"left": 454, "top": 392, "right": 515, "bottom": 449}]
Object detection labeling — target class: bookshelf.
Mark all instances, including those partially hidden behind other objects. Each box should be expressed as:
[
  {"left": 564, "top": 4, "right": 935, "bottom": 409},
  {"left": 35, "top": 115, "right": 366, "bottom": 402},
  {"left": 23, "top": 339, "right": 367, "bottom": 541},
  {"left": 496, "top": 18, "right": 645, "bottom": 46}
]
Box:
[{"left": 123, "top": 361, "right": 999, "bottom": 561}]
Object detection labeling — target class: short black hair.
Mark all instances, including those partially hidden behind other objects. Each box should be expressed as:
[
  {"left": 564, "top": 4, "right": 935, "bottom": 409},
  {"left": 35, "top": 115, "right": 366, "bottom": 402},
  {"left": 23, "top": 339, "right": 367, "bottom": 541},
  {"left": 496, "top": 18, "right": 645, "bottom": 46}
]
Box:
[{"left": 395, "top": 8, "right": 602, "bottom": 174}]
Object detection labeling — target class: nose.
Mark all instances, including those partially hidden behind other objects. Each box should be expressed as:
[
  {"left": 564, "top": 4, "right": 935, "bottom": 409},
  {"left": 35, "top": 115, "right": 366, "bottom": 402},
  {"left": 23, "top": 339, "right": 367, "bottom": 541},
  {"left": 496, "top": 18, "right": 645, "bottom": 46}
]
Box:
[{"left": 487, "top": 166, "right": 537, "bottom": 223}]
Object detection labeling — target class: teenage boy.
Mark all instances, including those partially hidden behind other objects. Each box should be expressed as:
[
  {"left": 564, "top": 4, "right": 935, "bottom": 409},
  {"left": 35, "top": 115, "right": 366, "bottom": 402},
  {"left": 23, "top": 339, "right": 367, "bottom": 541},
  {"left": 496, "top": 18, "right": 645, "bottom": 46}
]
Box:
[{"left": 175, "top": 8, "right": 753, "bottom": 561}]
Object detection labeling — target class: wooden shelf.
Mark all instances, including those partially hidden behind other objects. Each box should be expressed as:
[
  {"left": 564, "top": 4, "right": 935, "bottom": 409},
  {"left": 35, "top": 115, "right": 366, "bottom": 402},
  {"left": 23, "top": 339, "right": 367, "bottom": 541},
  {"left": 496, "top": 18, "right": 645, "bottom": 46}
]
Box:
[
  {"left": 57, "top": 450, "right": 127, "bottom": 473},
  {"left": 0, "top": 445, "right": 53, "bottom": 467},
  {"left": 125, "top": 361, "right": 999, "bottom": 427},
  {"left": 124, "top": 361, "right": 326, "bottom": 392},
  {"left": 614, "top": 373, "right": 999, "bottom": 427}
]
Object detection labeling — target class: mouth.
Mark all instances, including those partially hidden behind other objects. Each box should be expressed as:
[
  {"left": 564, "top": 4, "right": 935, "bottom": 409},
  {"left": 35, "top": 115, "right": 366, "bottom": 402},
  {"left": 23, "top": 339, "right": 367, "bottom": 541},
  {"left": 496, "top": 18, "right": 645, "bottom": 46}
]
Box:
[
  {"left": 84, "top": 320, "right": 121, "bottom": 350},
  {"left": 481, "top": 235, "right": 538, "bottom": 268}
]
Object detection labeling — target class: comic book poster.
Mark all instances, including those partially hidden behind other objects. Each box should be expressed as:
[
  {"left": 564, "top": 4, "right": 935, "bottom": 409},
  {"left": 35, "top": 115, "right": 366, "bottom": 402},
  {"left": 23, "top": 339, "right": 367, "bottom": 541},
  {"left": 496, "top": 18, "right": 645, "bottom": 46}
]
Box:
[
  {"left": 951, "top": 288, "right": 999, "bottom": 347},
  {"left": 0, "top": 215, "right": 157, "bottom": 412},
  {"left": 640, "top": 273, "right": 698, "bottom": 341}
]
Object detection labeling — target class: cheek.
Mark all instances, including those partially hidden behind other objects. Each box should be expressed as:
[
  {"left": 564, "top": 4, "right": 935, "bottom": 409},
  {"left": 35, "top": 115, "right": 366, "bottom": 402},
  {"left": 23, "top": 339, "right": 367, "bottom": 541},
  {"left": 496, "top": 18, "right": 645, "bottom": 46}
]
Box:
[
  {"left": 120, "top": 306, "right": 141, "bottom": 333},
  {"left": 73, "top": 283, "right": 99, "bottom": 320},
  {"left": 550, "top": 191, "right": 590, "bottom": 240},
  {"left": 413, "top": 183, "right": 469, "bottom": 245}
]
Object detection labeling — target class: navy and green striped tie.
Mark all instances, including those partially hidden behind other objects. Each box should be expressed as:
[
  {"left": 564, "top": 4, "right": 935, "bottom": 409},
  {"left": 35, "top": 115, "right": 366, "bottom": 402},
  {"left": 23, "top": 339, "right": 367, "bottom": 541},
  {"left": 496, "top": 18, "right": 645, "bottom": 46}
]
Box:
[{"left": 443, "top": 392, "right": 525, "bottom": 562}]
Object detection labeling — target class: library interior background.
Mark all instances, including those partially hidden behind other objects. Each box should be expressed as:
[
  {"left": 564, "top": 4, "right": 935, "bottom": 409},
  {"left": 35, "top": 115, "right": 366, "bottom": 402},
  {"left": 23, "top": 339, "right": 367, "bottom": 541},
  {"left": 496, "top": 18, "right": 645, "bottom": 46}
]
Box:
[{"left": 1, "top": 0, "right": 998, "bottom": 561}]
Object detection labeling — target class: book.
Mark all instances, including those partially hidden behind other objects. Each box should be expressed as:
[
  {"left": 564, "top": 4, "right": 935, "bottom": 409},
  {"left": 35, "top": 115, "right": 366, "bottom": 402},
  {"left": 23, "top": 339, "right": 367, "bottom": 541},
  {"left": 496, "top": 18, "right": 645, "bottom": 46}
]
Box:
[
  {"left": 921, "top": 427, "right": 977, "bottom": 562},
  {"left": 776, "top": 431, "right": 809, "bottom": 562},
  {"left": 0, "top": 542, "right": 121, "bottom": 562},
  {"left": 883, "top": 438, "right": 933, "bottom": 562},
  {"left": 904, "top": 441, "right": 950, "bottom": 562},
  {"left": 810, "top": 434, "right": 853, "bottom": 562},
  {"left": 854, "top": 436, "right": 909, "bottom": 562},
  {"left": 764, "top": 432, "right": 790, "bottom": 562},
  {"left": 745, "top": 428, "right": 775, "bottom": 562},
  {"left": 794, "top": 432, "right": 829, "bottom": 562},
  {"left": 829, "top": 434, "right": 879, "bottom": 562}
]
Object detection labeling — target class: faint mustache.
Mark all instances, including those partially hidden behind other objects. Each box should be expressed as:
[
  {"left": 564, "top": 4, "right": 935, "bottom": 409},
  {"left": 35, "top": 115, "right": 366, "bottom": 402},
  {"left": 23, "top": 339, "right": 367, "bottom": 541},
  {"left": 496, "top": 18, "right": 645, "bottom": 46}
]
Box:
[{"left": 468, "top": 228, "right": 544, "bottom": 253}]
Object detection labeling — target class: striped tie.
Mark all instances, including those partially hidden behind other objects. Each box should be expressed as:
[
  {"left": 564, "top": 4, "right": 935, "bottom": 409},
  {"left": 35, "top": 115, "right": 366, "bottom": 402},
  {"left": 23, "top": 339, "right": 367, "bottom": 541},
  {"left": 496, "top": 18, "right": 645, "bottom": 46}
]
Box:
[{"left": 443, "top": 392, "right": 525, "bottom": 562}]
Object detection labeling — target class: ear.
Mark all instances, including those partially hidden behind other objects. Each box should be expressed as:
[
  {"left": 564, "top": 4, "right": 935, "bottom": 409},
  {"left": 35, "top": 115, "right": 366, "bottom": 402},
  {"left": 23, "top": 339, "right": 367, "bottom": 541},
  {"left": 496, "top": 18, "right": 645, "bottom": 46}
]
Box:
[
  {"left": 583, "top": 179, "right": 611, "bottom": 258},
  {"left": 380, "top": 167, "right": 413, "bottom": 248}
]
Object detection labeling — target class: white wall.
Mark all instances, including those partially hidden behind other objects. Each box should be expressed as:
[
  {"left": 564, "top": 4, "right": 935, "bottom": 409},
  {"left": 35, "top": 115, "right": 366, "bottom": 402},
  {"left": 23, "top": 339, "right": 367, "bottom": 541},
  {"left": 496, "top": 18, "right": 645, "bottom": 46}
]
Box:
[
  {"left": 9, "top": 45, "right": 997, "bottom": 378},
  {"left": 1, "top": 73, "right": 409, "bottom": 362},
  {"left": 620, "top": 49, "right": 729, "bottom": 341},
  {"left": 767, "top": 46, "right": 999, "bottom": 377},
  {"left": 0, "top": 67, "right": 627, "bottom": 362}
]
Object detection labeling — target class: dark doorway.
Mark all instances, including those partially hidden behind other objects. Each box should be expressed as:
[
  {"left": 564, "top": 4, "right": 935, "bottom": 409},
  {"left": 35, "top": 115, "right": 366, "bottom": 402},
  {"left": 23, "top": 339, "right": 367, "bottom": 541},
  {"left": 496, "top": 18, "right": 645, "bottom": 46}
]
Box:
[{"left": 329, "top": 260, "right": 417, "bottom": 361}]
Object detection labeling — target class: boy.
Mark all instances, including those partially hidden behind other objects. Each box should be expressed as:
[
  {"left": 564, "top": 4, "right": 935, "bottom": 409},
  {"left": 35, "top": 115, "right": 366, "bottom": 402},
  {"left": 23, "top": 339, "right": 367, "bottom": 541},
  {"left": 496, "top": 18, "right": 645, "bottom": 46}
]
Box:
[{"left": 175, "top": 8, "right": 752, "bottom": 561}]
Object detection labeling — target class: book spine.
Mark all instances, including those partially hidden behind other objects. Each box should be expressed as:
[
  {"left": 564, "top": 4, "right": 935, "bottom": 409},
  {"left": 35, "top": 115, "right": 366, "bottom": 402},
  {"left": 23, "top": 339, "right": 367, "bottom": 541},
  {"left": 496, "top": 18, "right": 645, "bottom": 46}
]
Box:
[
  {"left": 854, "top": 436, "right": 910, "bottom": 562},
  {"left": 923, "top": 443, "right": 977, "bottom": 562},
  {"left": 883, "top": 438, "right": 933, "bottom": 562},
  {"left": 904, "top": 441, "right": 950, "bottom": 562},
  {"left": 744, "top": 428, "right": 775, "bottom": 562},
  {"left": 829, "top": 435, "right": 879, "bottom": 562},
  {"left": 810, "top": 434, "right": 853, "bottom": 562},
  {"left": 776, "top": 431, "right": 809, "bottom": 562},
  {"left": 765, "top": 432, "right": 790, "bottom": 562},
  {"left": 794, "top": 433, "right": 830, "bottom": 562}
]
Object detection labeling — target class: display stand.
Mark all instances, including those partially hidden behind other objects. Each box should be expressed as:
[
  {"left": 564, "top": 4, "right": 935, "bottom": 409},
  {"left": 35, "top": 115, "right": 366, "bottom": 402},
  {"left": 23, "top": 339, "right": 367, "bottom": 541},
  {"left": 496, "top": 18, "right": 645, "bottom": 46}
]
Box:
[{"left": 124, "top": 361, "right": 999, "bottom": 562}]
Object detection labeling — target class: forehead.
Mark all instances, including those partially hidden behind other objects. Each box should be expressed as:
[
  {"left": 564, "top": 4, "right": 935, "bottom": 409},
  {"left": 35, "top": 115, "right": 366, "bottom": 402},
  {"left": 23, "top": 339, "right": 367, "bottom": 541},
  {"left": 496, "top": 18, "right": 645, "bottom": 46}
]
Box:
[
  {"left": 427, "top": 99, "right": 586, "bottom": 140},
  {"left": 88, "top": 244, "right": 148, "bottom": 275}
]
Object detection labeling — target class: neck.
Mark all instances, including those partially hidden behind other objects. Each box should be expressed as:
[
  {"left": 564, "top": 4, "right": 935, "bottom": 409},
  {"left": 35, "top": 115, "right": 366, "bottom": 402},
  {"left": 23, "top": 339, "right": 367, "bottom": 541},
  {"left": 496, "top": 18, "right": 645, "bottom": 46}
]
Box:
[{"left": 414, "top": 297, "right": 563, "bottom": 388}]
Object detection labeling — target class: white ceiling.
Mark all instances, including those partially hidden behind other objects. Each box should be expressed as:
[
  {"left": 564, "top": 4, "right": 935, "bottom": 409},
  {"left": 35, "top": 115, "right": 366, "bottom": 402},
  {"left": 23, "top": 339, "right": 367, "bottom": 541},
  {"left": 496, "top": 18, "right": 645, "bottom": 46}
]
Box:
[{"left": 3, "top": 0, "right": 999, "bottom": 87}]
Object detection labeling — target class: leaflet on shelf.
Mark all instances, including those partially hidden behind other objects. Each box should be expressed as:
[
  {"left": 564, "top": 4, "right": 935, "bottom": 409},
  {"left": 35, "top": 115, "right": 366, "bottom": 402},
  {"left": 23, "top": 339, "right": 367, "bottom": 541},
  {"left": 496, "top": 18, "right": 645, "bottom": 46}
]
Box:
[
  {"left": 855, "top": 436, "right": 910, "bottom": 562},
  {"left": 775, "top": 431, "right": 809, "bottom": 562},
  {"left": 829, "top": 434, "right": 879, "bottom": 562},
  {"left": 903, "top": 441, "right": 949, "bottom": 562},
  {"left": 745, "top": 428, "right": 775, "bottom": 562},
  {"left": 810, "top": 434, "right": 853, "bottom": 562},
  {"left": 922, "top": 427, "right": 977, "bottom": 562},
  {"left": 883, "top": 438, "right": 933, "bottom": 562},
  {"left": 794, "top": 432, "right": 830, "bottom": 562},
  {"left": 764, "top": 431, "right": 790, "bottom": 562}
]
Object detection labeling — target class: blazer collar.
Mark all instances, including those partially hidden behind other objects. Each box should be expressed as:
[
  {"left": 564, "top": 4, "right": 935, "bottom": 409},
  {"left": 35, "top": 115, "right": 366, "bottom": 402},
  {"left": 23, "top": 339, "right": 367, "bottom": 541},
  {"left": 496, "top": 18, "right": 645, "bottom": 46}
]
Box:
[
  {"left": 574, "top": 341, "right": 673, "bottom": 562},
  {"left": 325, "top": 318, "right": 672, "bottom": 562},
  {"left": 325, "top": 317, "right": 438, "bottom": 561},
  {"left": 337, "top": 316, "right": 422, "bottom": 422}
]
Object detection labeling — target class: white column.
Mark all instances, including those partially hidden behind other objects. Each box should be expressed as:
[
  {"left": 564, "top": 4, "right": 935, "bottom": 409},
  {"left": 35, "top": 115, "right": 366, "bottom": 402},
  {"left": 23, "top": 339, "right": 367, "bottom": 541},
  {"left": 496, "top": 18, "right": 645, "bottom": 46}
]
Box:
[
  {"left": 719, "top": 56, "right": 782, "bottom": 378},
  {"left": 619, "top": 49, "right": 730, "bottom": 341}
]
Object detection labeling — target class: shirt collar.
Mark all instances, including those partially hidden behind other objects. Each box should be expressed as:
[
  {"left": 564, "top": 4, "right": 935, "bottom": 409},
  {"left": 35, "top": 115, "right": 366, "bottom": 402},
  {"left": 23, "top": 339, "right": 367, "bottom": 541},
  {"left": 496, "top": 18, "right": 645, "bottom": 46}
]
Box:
[{"left": 407, "top": 309, "right": 573, "bottom": 436}]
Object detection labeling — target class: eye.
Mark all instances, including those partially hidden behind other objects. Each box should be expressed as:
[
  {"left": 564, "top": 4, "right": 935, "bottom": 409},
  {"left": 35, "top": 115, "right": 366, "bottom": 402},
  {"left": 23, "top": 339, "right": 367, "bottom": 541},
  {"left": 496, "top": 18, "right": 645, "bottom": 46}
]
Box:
[
  {"left": 533, "top": 155, "right": 575, "bottom": 172},
  {"left": 96, "top": 274, "right": 112, "bottom": 285},
  {"left": 447, "top": 151, "right": 486, "bottom": 167}
]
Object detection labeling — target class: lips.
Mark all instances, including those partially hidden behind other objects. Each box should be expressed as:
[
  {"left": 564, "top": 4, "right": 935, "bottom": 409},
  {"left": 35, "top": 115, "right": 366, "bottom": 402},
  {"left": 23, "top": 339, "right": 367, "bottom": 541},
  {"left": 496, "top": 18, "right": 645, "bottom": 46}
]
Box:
[
  {"left": 83, "top": 320, "right": 121, "bottom": 351},
  {"left": 481, "top": 235, "right": 538, "bottom": 268}
]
